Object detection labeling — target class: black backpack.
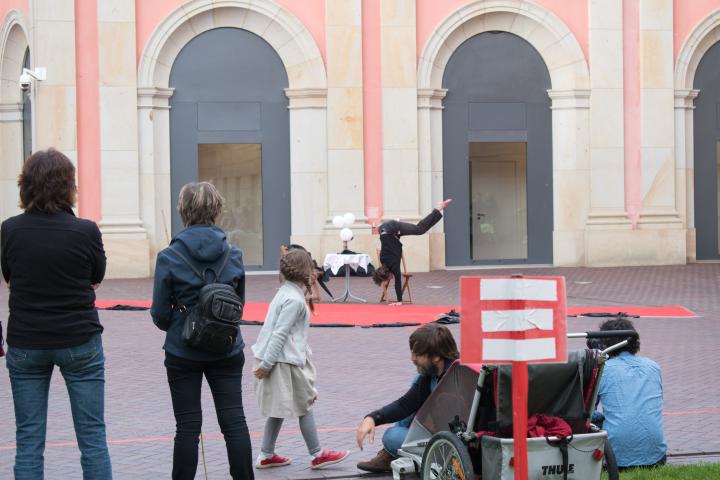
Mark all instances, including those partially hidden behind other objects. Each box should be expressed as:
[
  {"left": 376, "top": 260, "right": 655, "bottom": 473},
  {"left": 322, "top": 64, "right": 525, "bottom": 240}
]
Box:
[{"left": 168, "top": 246, "right": 244, "bottom": 354}]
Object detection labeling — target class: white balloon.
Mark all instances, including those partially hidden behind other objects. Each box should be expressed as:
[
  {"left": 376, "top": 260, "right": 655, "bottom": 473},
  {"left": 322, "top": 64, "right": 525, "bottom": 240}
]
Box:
[
  {"left": 340, "top": 228, "right": 353, "bottom": 241},
  {"left": 343, "top": 212, "right": 355, "bottom": 227},
  {"left": 332, "top": 215, "right": 345, "bottom": 228}
]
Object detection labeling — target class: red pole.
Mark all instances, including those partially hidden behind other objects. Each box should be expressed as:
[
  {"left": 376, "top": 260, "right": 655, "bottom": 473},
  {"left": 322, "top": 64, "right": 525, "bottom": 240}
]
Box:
[{"left": 512, "top": 361, "right": 529, "bottom": 480}]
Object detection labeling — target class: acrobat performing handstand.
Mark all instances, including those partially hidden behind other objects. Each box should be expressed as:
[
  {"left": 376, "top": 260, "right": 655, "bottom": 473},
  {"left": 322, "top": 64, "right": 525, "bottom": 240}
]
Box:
[{"left": 372, "top": 199, "right": 452, "bottom": 305}]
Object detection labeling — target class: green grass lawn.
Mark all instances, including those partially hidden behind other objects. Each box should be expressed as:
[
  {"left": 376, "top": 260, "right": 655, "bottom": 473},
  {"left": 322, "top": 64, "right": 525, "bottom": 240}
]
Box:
[{"left": 601, "top": 463, "right": 720, "bottom": 479}]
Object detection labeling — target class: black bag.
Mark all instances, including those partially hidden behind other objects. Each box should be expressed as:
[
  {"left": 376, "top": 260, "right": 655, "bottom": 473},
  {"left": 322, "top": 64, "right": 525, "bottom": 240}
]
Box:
[{"left": 168, "top": 247, "right": 243, "bottom": 354}]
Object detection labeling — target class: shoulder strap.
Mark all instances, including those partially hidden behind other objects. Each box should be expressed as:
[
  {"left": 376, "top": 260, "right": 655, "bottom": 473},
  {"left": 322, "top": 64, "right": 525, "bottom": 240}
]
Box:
[
  {"left": 166, "top": 246, "right": 205, "bottom": 282},
  {"left": 167, "top": 245, "right": 232, "bottom": 284},
  {"left": 214, "top": 248, "right": 233, "bottom": 280}
]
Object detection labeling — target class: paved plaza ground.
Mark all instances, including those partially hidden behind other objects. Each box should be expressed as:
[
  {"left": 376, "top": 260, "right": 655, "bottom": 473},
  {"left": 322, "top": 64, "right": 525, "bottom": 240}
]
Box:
[{"left": 0, "top": 263, "right": 719, "bottom": 479}]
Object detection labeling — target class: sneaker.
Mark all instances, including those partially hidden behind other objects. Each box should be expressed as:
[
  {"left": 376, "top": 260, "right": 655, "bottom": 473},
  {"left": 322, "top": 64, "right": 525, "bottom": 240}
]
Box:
[
  {"left": 255, "top": 453, "right": 291, "bottom": 469},
  {"left": 310, "top": 449, "right": 350, "bottom": 469}
]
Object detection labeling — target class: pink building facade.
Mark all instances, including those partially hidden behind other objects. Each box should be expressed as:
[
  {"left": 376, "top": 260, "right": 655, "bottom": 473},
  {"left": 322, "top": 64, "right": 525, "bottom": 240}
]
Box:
[{"left": 1, "top": 0, "right": 719, "bottom": 277}]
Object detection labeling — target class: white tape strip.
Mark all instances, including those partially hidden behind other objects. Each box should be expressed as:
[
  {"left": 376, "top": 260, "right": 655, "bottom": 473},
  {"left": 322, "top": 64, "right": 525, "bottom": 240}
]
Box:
[
  {"left": 481, "top": 309, "right": 554, "bottom": 331},
  {"left": 482, "top": 338, "right": 556, "bottom": 361},
  {"left": 480, "top": 278, "right": 557, "bottom": 301}
]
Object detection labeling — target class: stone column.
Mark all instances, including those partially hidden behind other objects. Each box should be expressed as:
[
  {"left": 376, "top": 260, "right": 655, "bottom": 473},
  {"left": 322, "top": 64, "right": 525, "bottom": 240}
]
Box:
[
  {"left": 284, "top": 88, "right": 330, "bottom": 256},
  {"left": 638, "top": 0, "right": 682, "bottom": 228},
  {"left": 0, "top": 102, "right": 23, "bottom": 220},
  {"left": 324, "top": 0, "right": 371, "bottom": 256},
  {"left": 548, "top": 90, "right": 591, "bottom": 266},
  {"left": 417, "top": 88, "right": 446, "bottom": 269},
  {"left": 29, "top": 0, "right": 77, "bottom": 159},
  {"left": 675, "top": 89, "right": 699, "bottom": 261},
  {"left": 587, "top": 0, "right": 627, "bottom": 228},
  {"left": 137, "top": 87, "right": 174, "bottom": 270},
  {"left": 98, "top": 0, "right": 148, "bottom": 277},
  {"left": 381, "top": 0, "right": 426, "bottom": 270}
]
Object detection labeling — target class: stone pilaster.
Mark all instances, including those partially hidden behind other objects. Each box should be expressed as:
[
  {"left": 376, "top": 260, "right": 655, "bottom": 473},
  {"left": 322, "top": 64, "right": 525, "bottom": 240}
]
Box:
[
  {"left": 98, "top": 0, "right": 148, "bottom": 277},
  {"left": 675, "top": 89, "right": 699, "bottom": 261}
]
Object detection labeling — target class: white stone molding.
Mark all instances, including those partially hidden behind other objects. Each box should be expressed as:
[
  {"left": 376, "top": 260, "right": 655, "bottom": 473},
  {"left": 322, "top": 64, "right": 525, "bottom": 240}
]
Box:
[
  {"left": 675, "top": 9, "right": 720, "bottom": 91},
  {"left": 284, "top": 88, "right": 327, "bottom": 109},
  {"left": 417, "top": 0, "right": 590, "bottom": 266},
  {"left": 417, "top": 88, "right": 447, "bottom": 110},
  {"left": 137, "top": 87, "right": 174, "bottom": 110},
  {"left": 547, "top": 89, "right": 590, "bottom": 110},
  {"left": 0, "top": 102, "right": 22, "bottom": 122},
  {"left": 0, "top": 10, "right": 29, "bottom": 104},
  {"left": 417, "top": 88, "right": 447, "bottom": 221},
  {"left": 674, "top": 89, "right": 699, "bottom": 261},
  {"left": 138, "top": 0, "right": 326, "bottom": 89},
  {"left": 0, "top": 11, "right": 29, "bottom": 222},
  {"left": 136, "top": 1, "right": 328, "bottom": 263},
  {"left": 418, "top": 1, "right": 588, "bottom": 91},
  {"left": 137, "top": 87, "right": 174, "bottom": 260}
]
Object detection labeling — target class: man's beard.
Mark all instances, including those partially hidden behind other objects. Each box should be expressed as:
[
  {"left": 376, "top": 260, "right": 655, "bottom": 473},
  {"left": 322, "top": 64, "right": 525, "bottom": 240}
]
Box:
[{"left": 416, "top": 362, "right": 439, "bottom": 377}]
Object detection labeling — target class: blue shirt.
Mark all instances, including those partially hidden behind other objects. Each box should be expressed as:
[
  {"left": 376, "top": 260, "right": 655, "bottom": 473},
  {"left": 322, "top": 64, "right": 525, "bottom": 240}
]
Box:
[{"left": 598, "top": 351, "right": 667, "bottom": 467}]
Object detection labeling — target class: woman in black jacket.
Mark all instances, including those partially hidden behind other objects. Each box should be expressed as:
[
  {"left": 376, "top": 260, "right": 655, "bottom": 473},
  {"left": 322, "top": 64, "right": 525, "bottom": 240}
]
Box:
[
  {"left": 372, "top": 199, "right": 452, "bottom": 304},
  {"left": 1, "top": 148, "right": 112, "bottom": 479},
  {"left": 151, "top": 182, "right": 253, "bottom": 479}
]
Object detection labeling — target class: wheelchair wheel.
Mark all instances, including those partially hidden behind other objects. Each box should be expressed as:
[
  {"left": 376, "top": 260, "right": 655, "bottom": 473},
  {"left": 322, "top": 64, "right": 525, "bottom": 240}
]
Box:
[
  {"left": 604, "top": 439, "right": 619, "bottom": 480},
  {"left": 421, "top": 431, "right": 475, "bottom": 480}
]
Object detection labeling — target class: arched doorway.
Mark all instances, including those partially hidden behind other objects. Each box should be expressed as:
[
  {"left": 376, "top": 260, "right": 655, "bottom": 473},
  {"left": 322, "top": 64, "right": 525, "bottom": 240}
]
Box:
[
  {"left": 169, "top": 27, "right": 290, "bottom": 270},
  {"left": 694, "top": 39, "right": 720, "bottom": 259},
  {"left": 442, "top": 32, "right": 552, "bottom": 266},
  {"left": 0, "top": 16, "right": 30, "bottom": 222}
]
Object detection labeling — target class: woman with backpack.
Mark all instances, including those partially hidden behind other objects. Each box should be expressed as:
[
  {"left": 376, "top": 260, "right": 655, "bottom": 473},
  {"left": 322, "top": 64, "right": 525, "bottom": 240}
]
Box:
[{"left": 151, "top": 182, "right": 253, "bottom": 479}]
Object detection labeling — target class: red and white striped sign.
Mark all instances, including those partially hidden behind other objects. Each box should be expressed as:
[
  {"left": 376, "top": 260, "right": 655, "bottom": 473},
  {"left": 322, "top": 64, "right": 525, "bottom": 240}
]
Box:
[{"left": 460, "top": 276, "right": 567, "bottom": 364}]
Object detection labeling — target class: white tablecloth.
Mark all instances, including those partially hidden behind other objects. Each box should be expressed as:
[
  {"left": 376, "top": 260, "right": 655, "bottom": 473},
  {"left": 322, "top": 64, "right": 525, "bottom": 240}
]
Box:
[{"left": 323, "top": 253, "right": 371, "bottom": 275}]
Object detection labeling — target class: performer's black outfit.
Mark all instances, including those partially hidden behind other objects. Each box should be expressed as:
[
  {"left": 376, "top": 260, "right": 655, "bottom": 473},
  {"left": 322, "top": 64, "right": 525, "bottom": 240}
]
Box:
[{"left": 378, "top": 209, "right": 443, "bottom": 302}]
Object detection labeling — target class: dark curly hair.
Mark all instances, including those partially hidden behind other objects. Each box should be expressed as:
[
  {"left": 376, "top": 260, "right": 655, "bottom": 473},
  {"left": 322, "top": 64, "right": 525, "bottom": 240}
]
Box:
[
  {"left": 596, "top": 317, "right": 640, "bottom": 356},
  {"left": 372, "top": 264, "right": 392, "bottom": 286},
  {"left": 409, "top": 323, "right": 459, "bottom": 361},
  {"left": 19, "top": 148, "right": 76, "bottom": 213}
]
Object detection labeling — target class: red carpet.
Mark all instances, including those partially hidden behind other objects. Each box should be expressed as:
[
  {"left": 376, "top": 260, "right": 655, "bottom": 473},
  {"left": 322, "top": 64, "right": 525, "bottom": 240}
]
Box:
[{"left": 95, "top": 300, "right": 696, "bottom": 326}]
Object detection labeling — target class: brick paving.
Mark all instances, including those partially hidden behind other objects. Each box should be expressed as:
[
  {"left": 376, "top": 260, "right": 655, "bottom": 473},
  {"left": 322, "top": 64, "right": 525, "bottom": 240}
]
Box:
[{"left": 0, "top": 264, "right": 719, "bottom": 478}]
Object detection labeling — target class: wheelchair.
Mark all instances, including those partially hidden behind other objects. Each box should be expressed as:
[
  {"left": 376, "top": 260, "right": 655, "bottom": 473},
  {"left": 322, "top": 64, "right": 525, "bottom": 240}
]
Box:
[{"left": 394, "top": 330, "right": 637, "bottom": 480}]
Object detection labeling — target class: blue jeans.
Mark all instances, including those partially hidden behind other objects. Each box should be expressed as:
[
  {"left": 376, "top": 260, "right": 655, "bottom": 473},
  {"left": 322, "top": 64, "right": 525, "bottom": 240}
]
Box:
[
  {"left": 382, "top": 416, "right": 412, "bottom": 457},
  {"left": 6, "top": 334, "right": 112, "bottom": 480}
]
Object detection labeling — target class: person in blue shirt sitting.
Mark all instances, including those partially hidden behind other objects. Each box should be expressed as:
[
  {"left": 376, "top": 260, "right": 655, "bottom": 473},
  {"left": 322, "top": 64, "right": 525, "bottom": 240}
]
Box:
[{"left": 591, "top": 317, "right": 667, "bottom": 469}]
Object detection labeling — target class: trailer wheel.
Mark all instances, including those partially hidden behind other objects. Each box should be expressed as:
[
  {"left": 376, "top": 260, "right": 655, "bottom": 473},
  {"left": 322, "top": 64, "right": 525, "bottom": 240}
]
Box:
[
  {"left": 421, "top": 431, "right": 474, "bottom": 480},
  {"left": 604, "top": 440, "right": 619, "bottom": 480}
]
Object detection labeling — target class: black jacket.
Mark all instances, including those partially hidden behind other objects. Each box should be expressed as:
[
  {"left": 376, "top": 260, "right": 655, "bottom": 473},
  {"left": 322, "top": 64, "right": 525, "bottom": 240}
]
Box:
[
  {"left": 366, "top": 358, "right": 454, "bottom": 426},
  {"left": 378, "top": 209, "right": 443, "bottom": 301},
  {"left": 151, "top": 224, "right": 245, "bottom": 361},
  {"left": 1, "top": 208, "right": 106, "bottom": 349}
]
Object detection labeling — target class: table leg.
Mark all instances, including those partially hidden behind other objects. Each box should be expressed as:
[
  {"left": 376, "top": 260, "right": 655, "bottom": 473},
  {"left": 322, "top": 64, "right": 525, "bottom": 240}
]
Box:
[{"left": 332, "top": 267, "right": 367, "bottom": 303}]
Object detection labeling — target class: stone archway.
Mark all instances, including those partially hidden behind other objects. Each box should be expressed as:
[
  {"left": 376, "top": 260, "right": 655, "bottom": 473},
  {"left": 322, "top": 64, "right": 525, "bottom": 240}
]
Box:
[
  {"left": 674, "top": 8, "right": 720, "bottom": 261},
  {"left": 0, "top": 11, "right": 29, "bottom": 221},
  {"left": 417, "top": 0, "right": 590, "bottom": 267},
  {"left": 136, "top": 0, "right": 328, "bottom": 262}
]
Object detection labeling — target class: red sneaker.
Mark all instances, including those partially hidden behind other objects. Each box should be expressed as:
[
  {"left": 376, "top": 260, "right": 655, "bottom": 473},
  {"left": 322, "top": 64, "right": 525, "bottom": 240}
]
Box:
[
  {"left": 311, "top": 449, "right": 350, "bottom": 469},
  {"left": 255, "top": 453, "right": 291, "bottom": 469}
]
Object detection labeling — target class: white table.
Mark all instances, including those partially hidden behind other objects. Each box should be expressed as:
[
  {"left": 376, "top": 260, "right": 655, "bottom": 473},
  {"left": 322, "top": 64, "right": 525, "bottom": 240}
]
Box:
[{"left": 323, "top": 253, "right": 371, "bottom": 303}]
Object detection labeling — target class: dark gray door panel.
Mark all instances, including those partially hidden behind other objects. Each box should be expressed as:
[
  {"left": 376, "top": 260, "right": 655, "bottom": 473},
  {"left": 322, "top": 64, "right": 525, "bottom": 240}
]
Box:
[
  {"left": 442, "top": 32, "right": 552, "bottom": 266},
  {"left": 169, "top": 27, "right": 290, "bottom": 270},
  {"left": 694, "top": 39, "right": 720, "bottom": 259}
]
